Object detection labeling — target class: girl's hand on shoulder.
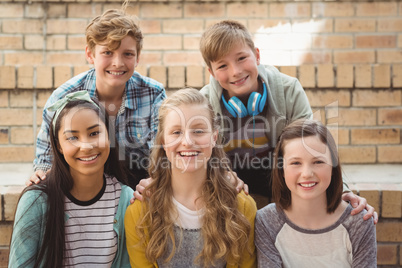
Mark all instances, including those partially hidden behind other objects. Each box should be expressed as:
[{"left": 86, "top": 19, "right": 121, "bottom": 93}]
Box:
[
  {"left": 25, "top": 170, "right": 48, "bottom": 186},
  {"left": 342, "top": 192, "right": 378, "bottom": 224},
  {"left": 130, "top": 177, "right": 153, "bottom": 204},
  {"left": 227, "top": 171, "right": 249, "bottom": 195}
]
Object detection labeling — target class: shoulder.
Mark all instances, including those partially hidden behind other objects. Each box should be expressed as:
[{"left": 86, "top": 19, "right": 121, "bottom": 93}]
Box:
[
  {"left": 15, "top": 189, "right": 48, "bottom": 220},
  {"left": 128, "top": 71, "right": 165, "bottom": 93},
  {"left": 256, "top": 203, "right": 283, "bottom": 229},
  {"left": 124, "top": 200, "right": 147, "bottom": 225},
  {"left": 342, "top": 204, "right": 375, "bottom": 235},
  {"left": 237, "top": 191, "right": 257, "bottom": 219}
]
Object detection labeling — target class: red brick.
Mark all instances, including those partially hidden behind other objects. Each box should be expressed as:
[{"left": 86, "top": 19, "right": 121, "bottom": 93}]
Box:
[
  {"left": 46, "top": 52, "right": 86, "bottom": 65},
  {"left": 248, "top": 19, "right": 291, "bottom": 34},
  {"left": 335, "top": 19, "right": 375, "bottom": 33},
  {"left": 382, "top": 191, "right": 402, "bottom": 218},
  {"left": 0, "top": 224, "right": 12, "bottom": 247},
  {"left": 305, "top": 89, "right": 351, "bottom": 107},
  {"left": 139, "top": 52, "right": 162, "bottom": 66},
  {"left": 67, "top": 3, "right": 102, "bottom": 18},
  {"left": 269, "top": 3, "right": 311, "bottom": 18},
  {"left": 25, "top": 3, "right": 45, "bottom": 18},
  {"left": 317, "top": 64, "right": 334, "bottom": 88},
  {"left": 163, "top": 52, "right": 203, "bottom": 66},
  {"left": 144, "top": 35, "right": 182, "bottom": 50},
  {"left": 327, "top": 109, "right": 376, "bottom": 126},
  {"left": 0, "top": 3, "right": 24, "bottom": 18},
  {"left": 378, "top": 146, "right": 402, "bottom": 163},
  {"left": 0, "top": 128, "right": 8, "bottom": 144},
  {"left": 373, "top": 64, "right": 391, "bottom": 88},
  {"left": 4, "top": 52, "right": 43, "bottom": 65},
  {"left": 67, "top": 35, "right": 85, "bottom": 50},
  {"left": 184, "top": 3, "right": 225, "bottom": 18},
  {"left": 139, "top": 20, "right": 161, "bottom": 34},
  {"left": 338, "top": 146, "right": 376, "bottom": 164},
  {"left": 378, "top": 18, "right": 402, "bottom": 32},
  {"left": 10, "top": 127, "right": 34, "bottom": 145},
  {"left": 73, "top": 65, "right": 90, "bottom": 77},
  {"left": 312, "top": 2, "right": 354, "bottom": 17},
  {"left": 292, "top": 19, "right": 333, "bottom": 33},
  {"left": 0, "top": 90, "right": 8, "bottom": 107},
  {"left": 2, "top": 19, "right": 43, "bottom": 34},
  {"left": 168, "top": 66, "right": 185, "bottom": 89},
  {"left": 47, "top": 4, "right": 67, "bottom": 18},
  {"left": 17, "top": 66, "right": 34, "bottom": 89},
  {"left": 353, "top": 90, "right": 401, "bottom": 107},
  {"left": 54, "top": 66, "right": 72, "bottom": 88},
  {"left": 46, "top": 19, "right": 87, "bottom": 34},
  {"left": 355, "top": 64, "right": 372, "bottom": 88},
  {"left": 312, "top": 35, "right": 353, "bottom": 49},
  {"left": 393, "top": 64, "right": 402, "bottom": 87},
  {"left": 0, "top": 146, "right": 35, "bottom": 162},
  {"left": 351, "top": 128, "right": 400, "bottom": 145},
  {"left": 378, "top": 109, "right": 402, "bottom": 126},
  {"left": 183, "top": 36, "right": 201, "bottom": 50},
  {"left": 186, "top": 66, "right": 204, "bottom": 89},
  {"left": 258, "top": 33, "right": 311, "bottom": 50},
  {"left": 378, "top": 50, "right": 402, "bottom": 64},
  {"left": 292, "top": 51, "right": 332, "bottom": 65},
  {"left": 377, "top": 244, "right": 398, "bottom": 265},
  {"left": 356, "top": 35, "right": 396, "bottom": 49},
  {"left": 279, "top": 66, "right": 297, "bottom": 78},
  {"left": 36, "top": 89, "right": 53, "bottom": 108},
  {"left": 336, "top": 64, "right": 353, "bottom": 88},
  {"left": 298, "top": 65, "right": 315, "bottom": 88},
  {"left": 356, "top": 2, "right": 398, "bottom": 16},
  {"left": 36, "top": 66, "right": 53, "bottom": 89},
  {"left": 334, "top": 50, "right": 375, "bottom": 64},
  {"left": 0, "top": 66, "right": 16, "bottom": 89},
  {"left": 358, "top": 190, "right": 380, "bottom": 217},
  {"left": 327, "top": 127, "right": 349, "bottom": 145},
  {"left": 376, "top": 222, "right": 402, "bottom": 242},
  {"left": 227, "top": 3, "right": 268, "bottom": 18},
  {"left": 149, "top": 66, "right": 166, "bottom": 87},
  {"left": 163, "top": 19, "right": 203, "bottom": 34},
  {"left": 10, "top": 90, "right": 33, "bottom": 107},
  {"left": 141, "top": 3, "right": 183, "bottom": 18},
  {"left": 0, "top": 36, "right": 23, "bottom": 50},
  {"left": 25, "top": 35, "right": 45, "bottom": 50},
  {"left": 0, "top": 247, "right": 9, "bottom": 267}
]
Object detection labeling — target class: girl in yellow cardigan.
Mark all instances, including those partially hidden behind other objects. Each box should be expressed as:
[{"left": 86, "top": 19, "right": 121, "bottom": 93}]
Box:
[{"left": 125, "top": 88, "right": 257, "bottom": 268}]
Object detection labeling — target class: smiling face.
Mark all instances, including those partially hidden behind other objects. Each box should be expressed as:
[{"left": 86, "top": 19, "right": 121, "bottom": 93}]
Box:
[
  {"left": 208, "top": 42, "right": 260, "bottom": 100},
  {"left": 282, "top": 135, "right": 333, "bottom": 204},
  {"left": 57, "top": 107, "right": 110, "bottom": 180},
  {"left": 162, "top": 104, "right": 217, "bottom": 174},
  {"left": 85, "top": 35, "right": 139, "bottom": 95}
]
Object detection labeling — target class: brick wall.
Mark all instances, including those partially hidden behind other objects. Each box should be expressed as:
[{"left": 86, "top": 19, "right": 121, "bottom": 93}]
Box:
[
  {"left": 0, "top": 0, "right": 401, "bottom": 164},
  {"left": 0, "top": 185, "right": 401, "bottom": 267}
]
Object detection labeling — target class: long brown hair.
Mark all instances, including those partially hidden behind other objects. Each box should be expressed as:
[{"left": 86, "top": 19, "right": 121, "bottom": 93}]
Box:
[
  {"left": 12, "top": 98, "right": 126, "bottom": 267},
  {"left": 136, "top": 88, "right": 251, "bottom": 267},
  {"left": 272, "top": 119, "right": 343, "bottom": 213}
]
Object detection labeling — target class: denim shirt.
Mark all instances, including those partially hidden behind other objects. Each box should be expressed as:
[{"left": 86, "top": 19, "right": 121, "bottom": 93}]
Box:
[{"left": 9, "top": 181, "right": 133, "bottom": 268}]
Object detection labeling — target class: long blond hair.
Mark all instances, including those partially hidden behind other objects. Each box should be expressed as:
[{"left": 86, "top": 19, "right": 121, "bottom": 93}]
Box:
[{"left": 136, "top": 88, "right": 251, "bottom": 267}]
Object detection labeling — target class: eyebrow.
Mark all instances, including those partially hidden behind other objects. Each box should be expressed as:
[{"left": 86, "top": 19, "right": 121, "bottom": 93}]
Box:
[{"left": 63, "top": 124, "right": 100, "bottom": 134}]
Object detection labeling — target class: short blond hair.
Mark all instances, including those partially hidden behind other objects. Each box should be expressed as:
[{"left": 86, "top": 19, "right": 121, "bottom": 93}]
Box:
[
  {"left": 200, "top": 20, "right": 255, "bottom": 70},
  {"left": 86, "top": 9, "right": 143, "bottom": 54}
]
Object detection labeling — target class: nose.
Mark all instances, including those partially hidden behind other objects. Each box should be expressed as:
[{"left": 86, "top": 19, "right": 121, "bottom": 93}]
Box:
[
  {"left": 181, "top": 131, "right": 194, "bottom": 147},
  {"left": 301, "top": 165, "right": 314, "bottom": 178},
  {"left": 79, "top": 141, "right": 94, "bottom": 151},
  {"left": 230, "top": 64, "right": 241, "bottom": 77},
  {"left": 112, "top": 54, "right": 124, "bottom": 67}
]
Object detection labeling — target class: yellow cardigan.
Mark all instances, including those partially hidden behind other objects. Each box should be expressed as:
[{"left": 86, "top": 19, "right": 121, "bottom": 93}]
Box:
[{"left": 124, "top": 191, "right": 257, "bottom": 268}]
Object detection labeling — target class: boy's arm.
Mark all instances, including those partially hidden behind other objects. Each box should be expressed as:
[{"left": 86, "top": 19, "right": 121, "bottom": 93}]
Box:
[
  {"left": 283, "top": 77, "right": 313, "bottom": 121},
  {"left": 148, "top": 88, "right": 166, "bottom": 149}
]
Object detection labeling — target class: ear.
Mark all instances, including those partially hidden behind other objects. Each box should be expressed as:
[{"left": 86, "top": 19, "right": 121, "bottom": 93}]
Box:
[
  {"left": 85, "top": 46, "right": 95, "bottom": 64},
  {"left": 212, "top": 130, "right": 218, "bottom": 147},
  {"left": 255, "top": 47, "right": 261, "bottom": 65},
  {"left": 208, "top": 67, "right": 215, "bottom": 78}
]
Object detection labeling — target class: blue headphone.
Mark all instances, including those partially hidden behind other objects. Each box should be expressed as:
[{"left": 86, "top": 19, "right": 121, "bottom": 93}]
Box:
[{"left": 221, "top": 80, "right": 267, "bottom": 118}]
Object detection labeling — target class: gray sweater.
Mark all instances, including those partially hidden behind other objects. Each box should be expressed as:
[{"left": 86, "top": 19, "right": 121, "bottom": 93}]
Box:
[{"left": 255, "top": 203, "right": 377, "bottom": 268}]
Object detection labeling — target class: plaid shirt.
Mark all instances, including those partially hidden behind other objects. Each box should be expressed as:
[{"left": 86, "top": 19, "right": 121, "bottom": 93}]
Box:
[{"left": 34, "top": 68, "right": 166, "bottom": 173}]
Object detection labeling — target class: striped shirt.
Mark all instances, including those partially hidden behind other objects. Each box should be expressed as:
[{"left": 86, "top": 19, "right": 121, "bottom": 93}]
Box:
[
  {"left": 34, "top": 69, "right": 166, "bottom": 184},
  {"left": 64, "top": 175, "right": 121, "bottom": 267}
]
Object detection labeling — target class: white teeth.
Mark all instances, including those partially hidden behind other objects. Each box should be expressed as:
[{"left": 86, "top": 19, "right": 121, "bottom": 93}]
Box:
[
  {"left": 232, "top": 77, "right": 247, "bottom": 84},
  {"left": 79, "top": 155, "right": 98, "bottom": 161},
  {"left": 300, "top": 183, "right": 316, "bottom": 187},
  {"left": 179, "top": 151, "right": 199, "bottom": 157},
  {"left": 108, "top": 71, "right": 124, "bottom": 75}
]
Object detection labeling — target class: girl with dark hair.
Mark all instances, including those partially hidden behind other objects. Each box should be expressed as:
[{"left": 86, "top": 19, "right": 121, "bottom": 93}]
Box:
[
  {"left": 9, "top": 91, "right": 132, "bottom": 267},
  {"left": 255, "top": 119, "right": 376, "bottom": 267},
  {"left": 125, "top": 88, "right": 257, "bottom": 268}
]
